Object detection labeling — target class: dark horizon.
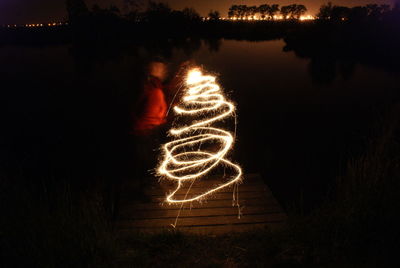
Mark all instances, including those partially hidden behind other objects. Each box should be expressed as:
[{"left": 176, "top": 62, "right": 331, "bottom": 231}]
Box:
[{"left": 0, "top": 0, "right": 396, "bottom": 24}]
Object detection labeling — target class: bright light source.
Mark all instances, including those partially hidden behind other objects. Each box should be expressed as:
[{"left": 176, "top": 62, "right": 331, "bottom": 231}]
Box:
[{"left": 158, "top": 68, "right": 243, "bottom": 204}]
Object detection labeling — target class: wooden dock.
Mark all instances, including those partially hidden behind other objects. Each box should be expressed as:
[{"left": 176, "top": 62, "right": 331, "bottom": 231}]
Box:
[{"left": 116, "top": 173, "right": 286, "bottom": 235}]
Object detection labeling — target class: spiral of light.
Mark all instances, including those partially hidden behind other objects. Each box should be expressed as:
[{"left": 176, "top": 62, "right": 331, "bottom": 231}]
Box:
[{"left": 158, "top": 68, "right": 243, "bottom": 204}]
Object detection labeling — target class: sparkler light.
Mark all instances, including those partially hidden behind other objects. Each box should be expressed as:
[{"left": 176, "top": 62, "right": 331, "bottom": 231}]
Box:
[{"left": 158, "top": 68, "right": 243, "bottom": 204}]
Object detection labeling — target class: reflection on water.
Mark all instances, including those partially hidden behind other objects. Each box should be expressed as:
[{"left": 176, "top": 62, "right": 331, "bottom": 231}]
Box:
[{"left": 2, "top": 39, "right": 399, "bottom": 210}]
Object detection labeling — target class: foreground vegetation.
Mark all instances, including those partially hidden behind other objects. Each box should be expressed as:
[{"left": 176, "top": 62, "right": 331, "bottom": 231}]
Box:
[{"left": 2, "top": 103, "right": 399, "bottom": 267}]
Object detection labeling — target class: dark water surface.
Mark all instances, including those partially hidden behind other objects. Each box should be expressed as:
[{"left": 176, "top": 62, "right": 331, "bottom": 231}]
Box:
[{"left": 2, "top": 39, "right": 400, "bottom": 210}]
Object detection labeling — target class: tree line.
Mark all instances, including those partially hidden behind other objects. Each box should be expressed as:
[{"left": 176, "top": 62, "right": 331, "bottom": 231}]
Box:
[
  {"left": 66, "top": 0, "right": 203, "bottom": 26},
  {"left": 227, "top": 4, "right": 307, "bottom": 20},
  {"left": 66, "top": 0, "right": 400, "bottom": 25},
  {"left": 317, "top": 2, "right": 396, "bottom": 21}
]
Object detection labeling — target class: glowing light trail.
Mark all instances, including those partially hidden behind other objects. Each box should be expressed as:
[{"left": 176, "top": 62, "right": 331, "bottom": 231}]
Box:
[{"left": 158, "top": 69, "right": 243, "bottom": 204}]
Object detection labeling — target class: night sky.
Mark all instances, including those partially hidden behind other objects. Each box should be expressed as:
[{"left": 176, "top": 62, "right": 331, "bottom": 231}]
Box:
[{"left": 0, "top": 0, "right": 396, "bottom": 24}]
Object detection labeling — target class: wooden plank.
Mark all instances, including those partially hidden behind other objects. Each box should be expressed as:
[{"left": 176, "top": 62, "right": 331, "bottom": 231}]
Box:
[
  {"left": 119, "top": 204, "right": 283, "bottom": 219},
  {"left": 143, "top": 183, "right": 271, "bottom": 196},
  {"left": 123, "top": 173, "right": 266, "bottom": 190},
  {"left": 120, "top": 190, "right": 272, "bottom": 203},
  {"left": 117, "top": 212, "right": 287, "bottom": 229},
  {"left": 173, "top": 221, "right": 284, "bottom": 234},
  {"left": 157, "top": 177, "right": 265, "bottom": 189},
  {"left": 116, "top": 173, "right": 286, "bottom": 235},
  {"left": 118, "top": 222, "right": 283, "bottom": 236},
  {"left": 120, "top": 196, "right": 280, "bottom": 210}
]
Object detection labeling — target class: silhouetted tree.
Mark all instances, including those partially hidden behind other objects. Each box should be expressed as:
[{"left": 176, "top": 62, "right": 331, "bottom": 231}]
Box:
[
  {"left": 237, "top": 5, "right": 247, "bottom": 19},
  {"left": 280, "top": 5, "right": 291, "bottom": 19},
  {"left": 142, "top": 1, "right": 172, "bottom": 22},
  {"left": 317, "top": 2, "right": 392, "bottom": 21},
  {"left": 247, "top": 6, "right": 258, "bottom": 19},
  {"left": 281, "top": 4, "right": 307, "bottom": 20},
  {"left": 228, "top": 5, "right": 239, "bottom": 19},
  {"left": 242, "top": 5, "right": 251, "bottom": 18},
  {"left": 228, "top": 3, "right": 282, "bottom": 20},
  {"left": 208, "top": 10, "right": 220, "bottom": 21},
  {"left": 317, "top": 2, "right": 333, "bottom": 19},
  {"left": 331, "top": 6, "right": 350, "bottom": 21},
  {"left": 293, "top": 4, "right": 307, "bottom": 19},
  {"left": 268, "top": 4, "right": 280, "bottom": 20},
  {"left": 182, "top": 7, "right": 201, "bottom": 21},
  {"left": 258, "top": 4, "right": 269, "bottom": 19}
]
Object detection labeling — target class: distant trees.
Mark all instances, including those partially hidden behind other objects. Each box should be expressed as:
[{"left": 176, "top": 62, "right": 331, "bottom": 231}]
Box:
[
  {"left": 268, "top": 4, "right": 280, "bottom": 19},
  {"left": 65, "top": 0, "right": 399, "bottom": 29},
  {"left": 317, "top": 2, "right": 393, "bottom": 21},
  {"left": 317, "top": 2, "right": 333, "bottom": 20},
  {"left": 256, "top": 4, "right": 280, "bottom": 20},
  {"left": 143, "top": 1, "right": 172, "bottom": 22},
  {"left": 225, "top": 2, "right": 396, "bottom": 22},
  {"left": 227, "top": 3, "right": 307, "bottom": 20},
  {"left": 292, "top": 5, "right": 307, "bottom": 19},
  {"left": 208, "top": 10, "right": 220, "bottom": 21},
  {"left": 228, "top": 5, "right": 240, "bottom": 18},
  {"left": 280, "top": 4, "right": 307, "bottom": 19},
  {"left": 247, "top": 6, "right": 258, "bottom": 19},
  {"left": 138, "top": 1, "right": 202, "bottom": 31},
  {"left": 280, "top": 6, "right": 291, "bottom": 19},
  {"left": 68, "top": 0, "right": 201, "bottom": 25},
  {"left": 182, "top": 7, "right": 201, "bottom": 21},
  {"left": 237, "top": 5, "right": 248, "bottom": 18},
  {"left": 65, "top": 0, "right": 204, "bottom": 38},
  {"left": 258, "top": 4, "right": 269, "bottom": 19}
]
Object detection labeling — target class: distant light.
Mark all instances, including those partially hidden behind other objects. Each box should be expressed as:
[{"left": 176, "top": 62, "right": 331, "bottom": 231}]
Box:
[{"left": 299, "top": 15, "right": 315, "bottom": 21}]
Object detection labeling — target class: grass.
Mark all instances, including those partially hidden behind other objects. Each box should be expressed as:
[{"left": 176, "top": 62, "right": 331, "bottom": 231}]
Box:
[
  {"left": 0, "top": 175, "right": 119, "bottom": 268},
  {"left": 1, "top": 104, "right": 399, "bottom": 267}
]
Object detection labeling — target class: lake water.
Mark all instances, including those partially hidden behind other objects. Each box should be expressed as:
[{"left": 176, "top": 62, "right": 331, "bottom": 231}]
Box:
[{"left": 2, "top": 39, "right": 399, "bottom": 210}]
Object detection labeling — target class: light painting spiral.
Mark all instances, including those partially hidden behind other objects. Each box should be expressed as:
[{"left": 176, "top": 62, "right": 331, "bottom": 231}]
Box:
[{"left": 158, "top": 68, "right": 243, "bottom": 204}]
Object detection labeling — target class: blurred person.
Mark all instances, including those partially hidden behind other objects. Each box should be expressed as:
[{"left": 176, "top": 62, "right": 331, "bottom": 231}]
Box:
[
  {"left": 132, "top": 61, "right": 168, "bottom": 135},
  {"left": 129, "top": 60, "right": 193, "bottom": 184},
  {"left": 130, "top": 60, "right": 168, "bottom": 183}
]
